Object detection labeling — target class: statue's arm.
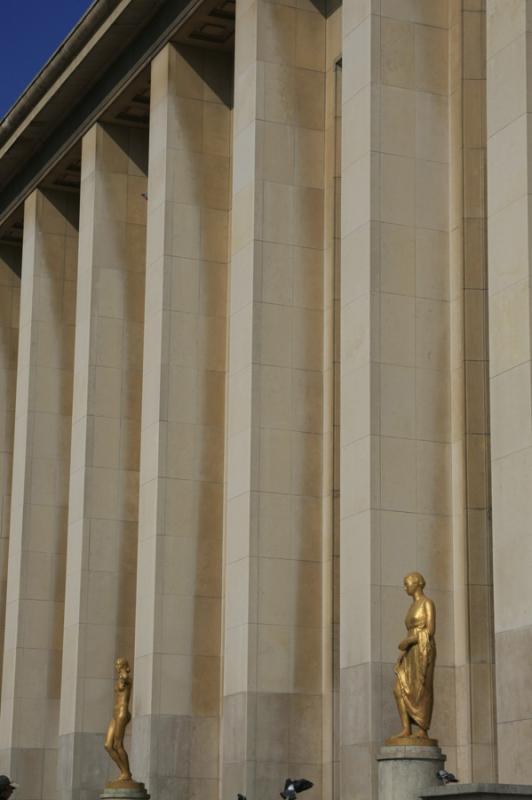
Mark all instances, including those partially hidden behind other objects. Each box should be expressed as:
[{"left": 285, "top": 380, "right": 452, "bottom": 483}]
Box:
[
  {"left": 425, "top": 598, "right": 435, "bottom": 637},
  {"left": 398, "top": 632, "right": 418, "bottom": 650}
]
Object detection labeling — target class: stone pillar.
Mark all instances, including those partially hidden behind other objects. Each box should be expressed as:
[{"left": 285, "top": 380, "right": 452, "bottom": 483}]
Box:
[
  {"left": 449, "top": 2, "right": 496, "bottom": 783},
  {"left": 0, "top": 190, "right": 78, "bottom": 800},
  {"left": 339, "top": 2, "right": 455, "bottom": 797},
  {"left": 377, "top": 745, "right": 446, "bottom": 800},
  {"left": 0, "top": 245, "right": 20, "bottom": 704},
  {"left": 58, "top": 124, "right": 147, "bottom": 800},
  {"left": 222, "top": 2, "right": 327, "bottom": 799},
  {"left": 323, "top": 14, "right": 343, "bottom": 800},
  {"left": 486, "top": 0, "right": 532, "bottom": 783},
  {"left": 130, "top": 44, "right": 231, "bottom": 800}
]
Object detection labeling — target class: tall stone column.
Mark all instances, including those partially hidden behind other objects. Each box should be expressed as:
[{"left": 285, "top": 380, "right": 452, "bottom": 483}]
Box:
[
  {"left": 323, "top": 15, "right": 343, "bottom": 800},
  {"left": 339, "top": 2, "right": 455, "bottom": 797},
  {"left": 0, "top": 246, "right": 20, "bottom": 704},
  {"left": 222, "top": 3, "right": 327, "bottom": 800},
  {"left": 486, "top": 0, "right": 532, "bottom": 782},
  {"left": 0, "top": 190, "right": 78, "bottom": 800},
  {"left": 58, "top": 124, "right": 147, "bottom": 800},
  {"left": 449, "top": 1, "right": 496, "bottom": 782},
  {"left": 130, "top": 44, "right": 231, "bottom": 800}
]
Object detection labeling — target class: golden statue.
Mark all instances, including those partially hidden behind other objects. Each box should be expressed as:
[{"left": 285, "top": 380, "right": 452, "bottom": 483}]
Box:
[
  {"left": 386, "top": 572, "right": 437, "bottom": 746},
  {"left": 104, "top": 658, "right": 139, "bottom": 788}
]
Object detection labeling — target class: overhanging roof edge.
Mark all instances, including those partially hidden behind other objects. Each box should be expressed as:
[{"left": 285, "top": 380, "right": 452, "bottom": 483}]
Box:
[
  {"left": 0, "top": 0, "right": 205, "bottom": 231},
  {"left": 0, "top": 0, "right": 121, "bottom": 148}
]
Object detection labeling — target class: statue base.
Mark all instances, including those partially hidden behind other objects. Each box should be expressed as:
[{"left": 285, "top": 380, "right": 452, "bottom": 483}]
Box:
[
  {"left": 420, "top": 784, "right": 532, "bottom": 800},
  {"left": 377, "top": 745, "right": 446, "bottom": 800},
  {"left": 385, "top": 735, "right": 439, "bottom": 747},
  {"left": 101, "top": 780, "right": 150, "bottom": 800}
]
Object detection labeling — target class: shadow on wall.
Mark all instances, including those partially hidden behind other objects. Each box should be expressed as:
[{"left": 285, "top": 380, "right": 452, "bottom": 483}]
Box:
[{"left": 178, "top": 44, "right": 234, "bottom": 108}]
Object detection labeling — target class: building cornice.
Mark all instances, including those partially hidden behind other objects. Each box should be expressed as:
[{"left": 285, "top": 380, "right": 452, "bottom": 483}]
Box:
[
  {"left": 0, "top": 0, "right": 216, "bottom": 234},
  {"left": 0, "top": 0, "right": 122, "bottom": 150}
]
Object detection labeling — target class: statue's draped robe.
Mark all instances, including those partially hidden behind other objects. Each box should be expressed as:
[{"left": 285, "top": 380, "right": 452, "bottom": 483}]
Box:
[{"left": 395, "top": 600, "right": 436, "bottom": 730}]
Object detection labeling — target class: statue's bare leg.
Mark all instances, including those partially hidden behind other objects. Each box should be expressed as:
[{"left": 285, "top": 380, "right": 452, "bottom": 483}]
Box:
[
  {"left": 391, "top": 679, "right": 411, "bottom": 738},
  {"left": 114, "top": 715, "right": 132, "bottom": 780},
  {"left": 105, "top": 720, "right": 124, "bottom": 775}
]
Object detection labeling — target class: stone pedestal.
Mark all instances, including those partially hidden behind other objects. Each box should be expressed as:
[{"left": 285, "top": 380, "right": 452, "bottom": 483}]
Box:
[
  {"left": 101, "top": 783, "right": 150, "bottom": 800},
  {"left": 377, "top": 745, "right": 446, "bottom": 800},
  {"left": 420, "top": 785, "right": 532, "bottom": 800}
]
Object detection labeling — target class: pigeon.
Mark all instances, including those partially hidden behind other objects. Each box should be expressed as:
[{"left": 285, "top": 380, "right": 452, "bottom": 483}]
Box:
[
  {"left": 280, "top": 779, "right": 314, "bottom": 800},
  {"left": 437, "top": 770, "right": 458, "bottom": 785}
]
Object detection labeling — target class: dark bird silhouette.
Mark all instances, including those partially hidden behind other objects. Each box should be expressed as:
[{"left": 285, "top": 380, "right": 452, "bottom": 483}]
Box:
[
  {"left": 280, "top": 779, "right": 314, "bottom": 800},
  {"left": 437, "top": 770, "right": 458, "bottom": 785},
  {"left": 237, "top": 794, "right": 246, "bottom": 800}
]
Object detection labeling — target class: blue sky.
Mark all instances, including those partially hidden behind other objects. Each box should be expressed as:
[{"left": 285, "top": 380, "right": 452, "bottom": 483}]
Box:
[{"left": 0, "top": 0, "right": 94, "bottom": 119}]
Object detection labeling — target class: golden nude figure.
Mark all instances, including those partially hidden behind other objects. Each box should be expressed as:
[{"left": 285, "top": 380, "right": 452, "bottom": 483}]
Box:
[
  {"left": 105, "top": 657, "right": 133, "bottom": 784},
  {"left": 386, "top": 572, "right": 438, "bottom": 746}
]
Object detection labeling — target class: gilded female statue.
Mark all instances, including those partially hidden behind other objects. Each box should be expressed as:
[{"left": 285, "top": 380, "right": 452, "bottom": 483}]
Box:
[
  {"left": 105, "top": 657, "right": 133, "bottom": 784},
  {"left": 387, "top": 572, "right": 437, "bottom": 745}
]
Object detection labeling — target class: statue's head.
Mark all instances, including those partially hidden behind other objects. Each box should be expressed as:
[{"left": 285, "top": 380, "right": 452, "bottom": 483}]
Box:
[
  {"left": 115, "top": 657, "right": 130, "bottom": 673},
  {"left": 403, "top": 572, "right": 426, "bottom": 596}
]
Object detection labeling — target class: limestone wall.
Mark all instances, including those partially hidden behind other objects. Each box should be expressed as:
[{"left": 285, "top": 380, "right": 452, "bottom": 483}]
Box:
[{"left": 0, "top": 1, "right": 521, "bottom": 799}]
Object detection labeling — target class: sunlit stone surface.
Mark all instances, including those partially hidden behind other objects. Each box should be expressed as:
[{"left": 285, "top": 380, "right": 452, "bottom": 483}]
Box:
[{"left": 0, "top": 1, "right": 527, "bottom": 799}]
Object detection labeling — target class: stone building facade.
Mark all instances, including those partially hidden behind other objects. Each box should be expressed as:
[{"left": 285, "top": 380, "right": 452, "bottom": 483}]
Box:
[{"left": 0, "top": 0, "right": 529, "bottom": 799}]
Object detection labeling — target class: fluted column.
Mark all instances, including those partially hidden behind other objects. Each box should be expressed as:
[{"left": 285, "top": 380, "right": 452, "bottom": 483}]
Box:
[
  {"left": 0, "top": 246, "right": 20, "bottom": 706},
  {"left": 222, "top": 4, "right": 327, "bottom": 800},
  {"left": 130, "top": 43, "right": 231, "bottom": 800},
  {"left": 0, "top": 190, "right": 78, "bottom": 800},
  {"left": 58, "top": 124, "right": 147, "bottom": 800},
  {"left": 486, "top": 0, "right": 532, "bottom": 782}
]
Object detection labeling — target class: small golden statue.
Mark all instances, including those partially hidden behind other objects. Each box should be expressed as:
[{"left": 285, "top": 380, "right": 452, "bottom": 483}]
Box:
[
  {"left": 104, "top": 658, "right": 141, "bottom": 789},
  {"left": 386, "top": 572, "right": 437, "bottom": 746}
]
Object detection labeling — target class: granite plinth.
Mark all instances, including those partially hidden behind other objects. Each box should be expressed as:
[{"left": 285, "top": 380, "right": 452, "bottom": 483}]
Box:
[
  {"left": 378, "top": 745, "right": 446, "bottom": 800},
  {"left": 420, "top": 784, "right": 532, "bottom": 800}
]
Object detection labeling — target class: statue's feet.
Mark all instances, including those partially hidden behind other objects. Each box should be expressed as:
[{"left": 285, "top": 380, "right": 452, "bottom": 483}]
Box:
[
  {"left": 390, "top": 729, "right": 411, "bottom": 740},
  {"left": 118, "top": 773, "right": 132, "bottom": 782},
  {"left": 415, "top": 730, "right": 429, "bottom": 739}
]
